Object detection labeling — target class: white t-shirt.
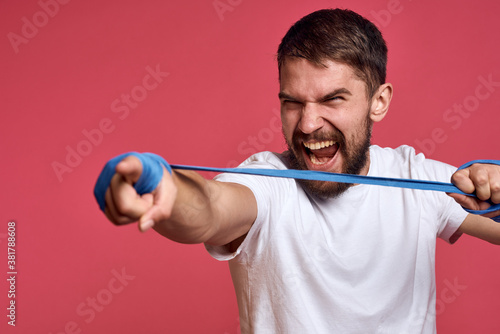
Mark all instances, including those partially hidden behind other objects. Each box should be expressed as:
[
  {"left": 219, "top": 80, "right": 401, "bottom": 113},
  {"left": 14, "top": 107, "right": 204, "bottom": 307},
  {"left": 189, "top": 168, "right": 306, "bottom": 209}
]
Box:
[{"left": 206, "top": 145, "right": 468, "bottom": 334}]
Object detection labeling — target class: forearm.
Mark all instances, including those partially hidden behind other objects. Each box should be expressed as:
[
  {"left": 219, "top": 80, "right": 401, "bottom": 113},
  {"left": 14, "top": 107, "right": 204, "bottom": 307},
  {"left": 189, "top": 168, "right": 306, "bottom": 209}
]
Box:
[
  {"left": 458, "top": 214, "right": 500, "bottom": 245},
  {"left": 151, "top": 169, "right": 256, "bottom": 246},
  {"left": 152, "top": 169, "right": 220, "bottom": 244},
  {"left": 98, "top": 153, "right": 256, "bottom": 244}
]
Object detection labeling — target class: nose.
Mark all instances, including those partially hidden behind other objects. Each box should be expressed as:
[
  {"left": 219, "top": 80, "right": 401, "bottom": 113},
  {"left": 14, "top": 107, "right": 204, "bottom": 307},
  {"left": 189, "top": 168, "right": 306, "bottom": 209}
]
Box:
[{"left": 298, "top": 102, "right": 324, "bottom": 134}]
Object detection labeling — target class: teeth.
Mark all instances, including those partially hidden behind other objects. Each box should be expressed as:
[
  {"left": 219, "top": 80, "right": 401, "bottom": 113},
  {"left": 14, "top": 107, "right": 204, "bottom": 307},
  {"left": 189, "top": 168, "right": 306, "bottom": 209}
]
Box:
[
  {"left": 310, "top": 154, "right": 327, "bottom": 165},
  {"left": 304, "top": 140, "right": 336, "bottom": 150}
]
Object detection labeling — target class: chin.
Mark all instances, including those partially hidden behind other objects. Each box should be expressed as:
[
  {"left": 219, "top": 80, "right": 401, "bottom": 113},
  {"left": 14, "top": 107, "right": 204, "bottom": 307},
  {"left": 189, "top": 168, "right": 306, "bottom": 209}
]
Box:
[
  {"left": 284, "top": 150, "right": 354, "bottom": 199},
  {"left": 299, "top": 179, "right": 353, "bottom": 199},
  {"left": 284, "top": 134, "right": 371, "bottom": 199}
]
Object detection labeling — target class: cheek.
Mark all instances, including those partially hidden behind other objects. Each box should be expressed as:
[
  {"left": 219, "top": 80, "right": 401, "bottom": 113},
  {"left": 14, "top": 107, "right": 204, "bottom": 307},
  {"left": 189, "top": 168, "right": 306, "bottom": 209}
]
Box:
[
  {"left": 333, "top": 112, "right": 369, "bottom": 143},
  {"left": 280, "top": 111, "right": 297, "bottom": 137},
  {"left": 345, "top": 103, "right": 370, "bottom": 126}
]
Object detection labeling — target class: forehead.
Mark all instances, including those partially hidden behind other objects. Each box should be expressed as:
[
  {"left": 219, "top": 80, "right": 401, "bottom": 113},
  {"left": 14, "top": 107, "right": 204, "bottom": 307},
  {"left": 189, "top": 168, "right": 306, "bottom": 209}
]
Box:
[{"left": 279, "top": 58, "right": 367, "bottom": 99}]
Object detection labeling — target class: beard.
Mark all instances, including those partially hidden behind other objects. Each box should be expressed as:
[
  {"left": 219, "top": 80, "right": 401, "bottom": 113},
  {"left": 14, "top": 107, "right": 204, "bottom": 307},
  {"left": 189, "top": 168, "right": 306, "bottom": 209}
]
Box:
[{"left": 284, "top": 114, "right": 373, "bottom": 199}]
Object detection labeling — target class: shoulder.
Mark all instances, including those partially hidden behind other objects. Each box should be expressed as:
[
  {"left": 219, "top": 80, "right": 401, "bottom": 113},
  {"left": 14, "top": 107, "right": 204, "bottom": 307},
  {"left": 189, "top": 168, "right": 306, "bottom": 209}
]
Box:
[
  {"left": 215, "top": 151, "right": 293, "bottom": 190},
  {"left": 238, "top": 151, "right": 289, "bottom": 170},
  {"left": 370, "top": 144, "right": 424, "bottom": 165},
  {"left": 370, "top": 145, "right": 457, "bottom": 182}
]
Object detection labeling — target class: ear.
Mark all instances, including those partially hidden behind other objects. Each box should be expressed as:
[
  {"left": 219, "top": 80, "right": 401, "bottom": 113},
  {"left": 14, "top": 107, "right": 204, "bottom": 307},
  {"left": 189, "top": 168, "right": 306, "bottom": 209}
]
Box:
[{"left": 369, "top": 83, "right": 393, "bottom": 123}]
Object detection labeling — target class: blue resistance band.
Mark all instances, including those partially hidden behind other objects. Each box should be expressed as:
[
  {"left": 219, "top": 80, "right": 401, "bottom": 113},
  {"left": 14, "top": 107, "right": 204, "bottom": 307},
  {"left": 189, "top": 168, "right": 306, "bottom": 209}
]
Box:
[{"left": 93, "top": 152, "right": 500, "bottom": 221}]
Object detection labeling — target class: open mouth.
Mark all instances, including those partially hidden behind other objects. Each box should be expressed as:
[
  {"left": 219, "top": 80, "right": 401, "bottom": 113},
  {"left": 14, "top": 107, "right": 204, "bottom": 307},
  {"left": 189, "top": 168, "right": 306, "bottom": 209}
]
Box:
[{"left": 303, "top": 140, "right": 339, "bottom": 166}]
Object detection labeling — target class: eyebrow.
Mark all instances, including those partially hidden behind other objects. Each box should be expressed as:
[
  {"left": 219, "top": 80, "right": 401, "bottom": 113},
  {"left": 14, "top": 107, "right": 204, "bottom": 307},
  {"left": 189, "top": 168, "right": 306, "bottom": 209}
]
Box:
[{"left": 278, "top": 88, "right": 352, "bottom": 102}]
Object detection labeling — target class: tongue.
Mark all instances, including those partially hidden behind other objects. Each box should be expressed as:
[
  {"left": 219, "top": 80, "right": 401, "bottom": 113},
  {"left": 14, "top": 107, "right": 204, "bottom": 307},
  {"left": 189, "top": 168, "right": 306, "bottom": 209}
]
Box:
[
  {"left": 310, "top": 144, "right": 338, "bottom": 163},
  {"left": 312, "top": 144, "right": 338, "bottom": 158}
]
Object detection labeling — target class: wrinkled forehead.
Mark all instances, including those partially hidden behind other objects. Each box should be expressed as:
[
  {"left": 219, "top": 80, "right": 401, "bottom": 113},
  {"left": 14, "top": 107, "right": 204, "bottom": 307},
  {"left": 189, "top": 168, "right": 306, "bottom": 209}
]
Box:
[{"left": 279, "top": 57, "right": 369, "bottom": 100}]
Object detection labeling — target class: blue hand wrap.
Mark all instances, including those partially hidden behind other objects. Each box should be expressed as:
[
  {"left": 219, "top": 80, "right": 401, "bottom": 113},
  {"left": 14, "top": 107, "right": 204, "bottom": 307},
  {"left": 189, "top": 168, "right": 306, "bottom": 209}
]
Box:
[{"left": 93, "top": 152, "right": 171, "bottom": 212}]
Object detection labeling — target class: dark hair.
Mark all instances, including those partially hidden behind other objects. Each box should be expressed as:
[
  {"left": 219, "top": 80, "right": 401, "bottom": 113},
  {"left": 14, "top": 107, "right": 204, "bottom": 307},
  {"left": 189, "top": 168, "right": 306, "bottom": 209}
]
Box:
[{"left": 277, "top": 8, "right": 387, "bottom": 98}]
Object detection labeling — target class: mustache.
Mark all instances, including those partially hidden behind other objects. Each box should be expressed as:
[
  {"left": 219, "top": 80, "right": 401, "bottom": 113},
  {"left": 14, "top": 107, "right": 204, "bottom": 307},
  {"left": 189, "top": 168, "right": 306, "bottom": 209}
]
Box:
[{"left": 292, "top": 130, "right": 345, "bottom": 146}]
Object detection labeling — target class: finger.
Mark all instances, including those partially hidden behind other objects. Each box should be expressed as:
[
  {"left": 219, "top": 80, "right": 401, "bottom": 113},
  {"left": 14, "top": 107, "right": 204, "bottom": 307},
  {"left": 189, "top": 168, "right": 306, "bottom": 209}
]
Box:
[
  {"left": 468, "top": 167, "right": 491, "bottom": 201},
  {"left": 451, "top": 168, "right": 475, "bottom": 194},
  {"left": 105, "top": 185, "right": 137, "bottom": 225},
  {"left": 104, "top": 189, "right": 120, "bottom": 224},
  {"left": 139, "top": 167, "right": 177, "bottom": 232},
  {"left": 448, "top": 192, "right": 496, "bottom": 216},
  {"left": 447, "top": 193, "right": 482, "bottom": 211},
  {"left": 115, "top": 155, "right": 143, "bottom": 184},
  {"left": 109, "top": 172, "right": 152, "bottom": 220},
  {"left": 105, "top": 187, "right": 154, "bottom": 226},
  {"left": 489, "top": 168, "right": 500, "bottom": 204},
  {"left": 484, "top": 210, "right": 500, "bottom": 220}
]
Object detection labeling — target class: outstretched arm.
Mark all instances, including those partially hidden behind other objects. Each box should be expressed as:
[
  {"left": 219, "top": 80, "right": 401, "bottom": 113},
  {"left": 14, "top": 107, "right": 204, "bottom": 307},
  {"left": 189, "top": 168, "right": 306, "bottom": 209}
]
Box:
[{"left": 102, "top": 155, "right": 257, "bottom": 246}]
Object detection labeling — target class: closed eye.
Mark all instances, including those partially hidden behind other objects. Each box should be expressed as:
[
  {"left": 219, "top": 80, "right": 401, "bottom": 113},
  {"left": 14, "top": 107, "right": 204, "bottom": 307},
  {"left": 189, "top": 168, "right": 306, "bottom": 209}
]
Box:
[
  {"left": 281, "top": 99, "right": 302, "bottom": 106},
  {"left": 321, "top": 88, "right": 351, "bottom": 103},
  {"left": 323, "top": 96, "right": 344, "bottom": 103},
  {"left": 278, "top": 92, "right": 302, "bottom": 105}
]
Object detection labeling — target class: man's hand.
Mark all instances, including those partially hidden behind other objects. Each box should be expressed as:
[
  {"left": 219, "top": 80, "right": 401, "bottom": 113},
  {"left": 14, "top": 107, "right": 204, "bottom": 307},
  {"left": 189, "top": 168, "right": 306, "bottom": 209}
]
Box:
[
  {"left": 104, "top": 155, "right": 177, "bottom": 232},
  {"left": 449, "top": 163, "right": 500, "bottom": 218},
  {"left": 95, "top": 152, "right": 256, "bottom": 245}
]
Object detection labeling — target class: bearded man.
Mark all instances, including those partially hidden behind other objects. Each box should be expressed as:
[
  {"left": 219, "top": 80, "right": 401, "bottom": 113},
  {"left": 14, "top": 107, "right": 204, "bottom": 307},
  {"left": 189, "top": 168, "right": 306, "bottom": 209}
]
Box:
[{"left": 96, "top": 8, "right": 500, "bottom": 333}]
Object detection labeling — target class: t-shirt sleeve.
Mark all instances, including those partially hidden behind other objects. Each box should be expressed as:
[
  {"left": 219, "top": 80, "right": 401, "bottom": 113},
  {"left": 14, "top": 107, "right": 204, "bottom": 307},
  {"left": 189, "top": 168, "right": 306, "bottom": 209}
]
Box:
[
  {"left": 205, "top": 152, "right": 292, "bottom": 261},
  {"left": 413, "top": 153, "right": 468, "bottom": 244},
  {"left": 436, "top": 196, "right": 468, "bottom": 244}
]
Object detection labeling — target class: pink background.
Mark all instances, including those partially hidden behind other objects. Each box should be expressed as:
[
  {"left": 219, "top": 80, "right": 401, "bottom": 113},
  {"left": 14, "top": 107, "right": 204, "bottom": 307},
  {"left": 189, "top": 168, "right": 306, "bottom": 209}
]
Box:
[{"left": 1, "top": 0, "right": 499, "bottom": 333}]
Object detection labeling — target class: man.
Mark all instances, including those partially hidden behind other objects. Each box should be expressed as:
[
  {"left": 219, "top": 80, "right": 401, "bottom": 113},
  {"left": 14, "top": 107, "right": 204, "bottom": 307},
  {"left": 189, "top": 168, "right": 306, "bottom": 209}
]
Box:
[{"left": 97, "top": 9, "right": 500, "bottom": 333}]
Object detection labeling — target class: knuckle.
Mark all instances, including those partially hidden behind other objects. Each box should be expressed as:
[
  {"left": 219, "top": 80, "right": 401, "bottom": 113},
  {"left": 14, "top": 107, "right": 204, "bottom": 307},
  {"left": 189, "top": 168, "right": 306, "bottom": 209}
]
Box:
[
  {"left": 115, "top": 200, "right": 136, "bottom": 217},
  {"left": 452, "top": 170, "right": 468, "bottom": 182},
  {"left": 108, "top": 215, "right": 129, "bottom": 226},
  {"left": 474, "top": 173, "right": 489, "bottom": 186},
  {"left": 113, "top": 216, "right": 134, "bottom": 226},
  {"left": 490, "top": 181, "right": 500, "bottom": 192},
  {"left": 468, "top": 167, "right": 488, "bottom": 183},
  {"left": 451, "top": 173, "right": 461, "bottom": 183}
]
